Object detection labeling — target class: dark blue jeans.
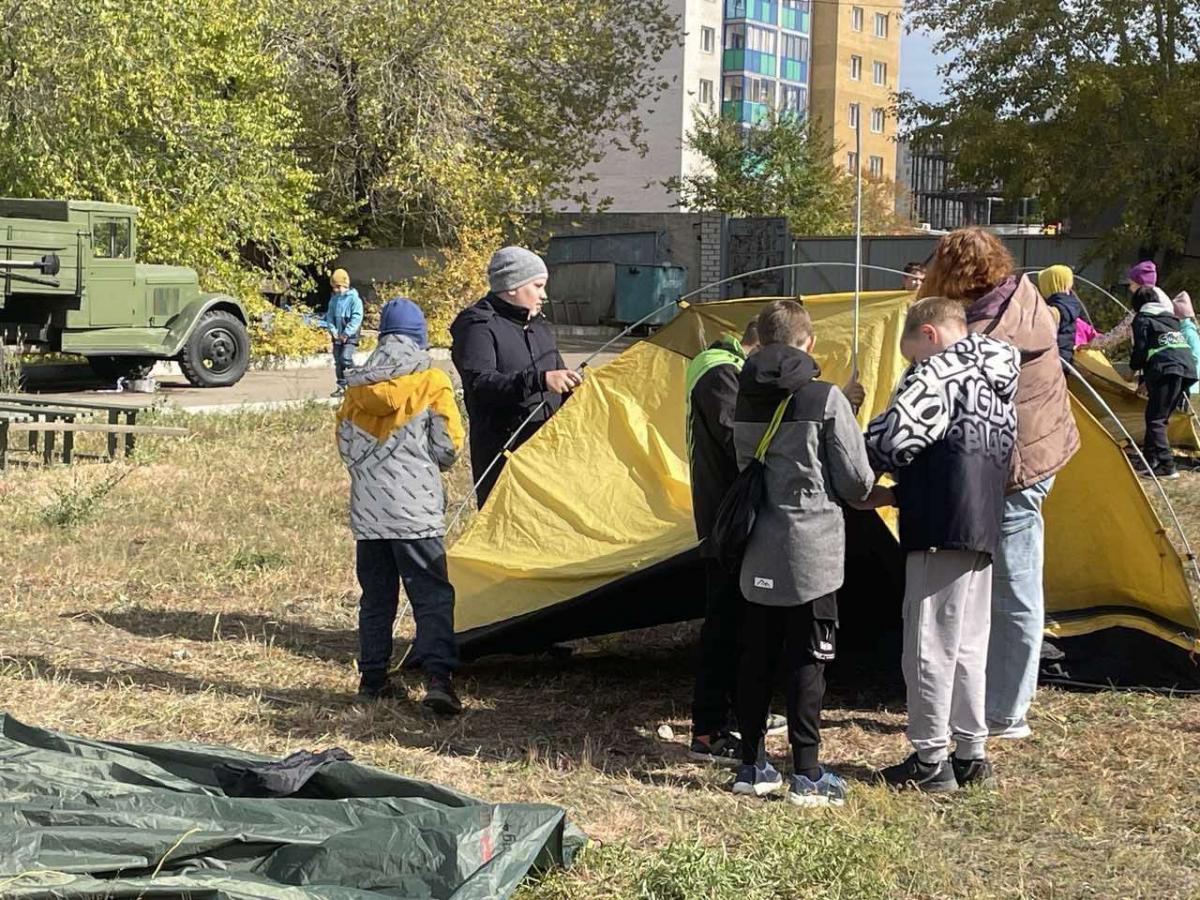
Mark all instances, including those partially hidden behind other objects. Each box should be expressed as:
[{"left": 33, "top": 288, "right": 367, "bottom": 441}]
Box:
[
  {"left": 356, "top": 538, "right": 458, "bottom": 684},
  {"left": 333, "top": 339, "right": 357, "bottom": 388}
]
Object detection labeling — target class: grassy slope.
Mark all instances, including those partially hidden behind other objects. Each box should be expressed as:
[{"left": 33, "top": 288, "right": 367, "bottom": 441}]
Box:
[{"left": 1, "top": 405, "right": 1199, "bottom": 899}]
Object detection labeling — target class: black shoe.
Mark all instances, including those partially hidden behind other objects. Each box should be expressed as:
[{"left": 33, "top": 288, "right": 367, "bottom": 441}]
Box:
[
  {"left": 951, "top": 756, "right": 995, "bottom": 788},
  {"left": 687, "top": 732, "right": 742, "bottom": 767},
  {"left": 877, "top": 753, "right": 958, "bottom": 793},
  {"left": 422, "top": 675, "right": 463, "bottom": 716},
  {"left": 1151, "top": 463, "right": 1181, "bottom": 480},
  {"left": 356, "top": 680, "right": 403, "bottom": 702}
]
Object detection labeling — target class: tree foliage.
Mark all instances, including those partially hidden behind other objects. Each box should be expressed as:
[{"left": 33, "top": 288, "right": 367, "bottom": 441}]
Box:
[
  {"left": 900, "top": 0, "right": 1200, "bottom": 265},
  {"left": 666, "top": 110, "right": 909, "bottom": 235},
  {"left": 270, "top": 0, "right": 678, "bottom": 247},
  {"left": 0, "top": 0, "right": 328, "bottom": 290}
]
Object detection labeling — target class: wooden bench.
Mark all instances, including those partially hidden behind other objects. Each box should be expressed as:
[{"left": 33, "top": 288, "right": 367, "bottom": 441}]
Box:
[{"left": 0, "top": 393, "right": 151, "bottom": 460}]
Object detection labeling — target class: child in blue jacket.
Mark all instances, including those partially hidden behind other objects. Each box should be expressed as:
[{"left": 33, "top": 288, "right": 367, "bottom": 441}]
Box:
[{"left": 325, "top": 268, "right": 364, "bottom": 395}]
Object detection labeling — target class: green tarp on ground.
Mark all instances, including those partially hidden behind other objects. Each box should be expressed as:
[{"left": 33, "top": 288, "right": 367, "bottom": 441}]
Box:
[{"left": 0, "top": 715, "right": 581, "bottom": 899}]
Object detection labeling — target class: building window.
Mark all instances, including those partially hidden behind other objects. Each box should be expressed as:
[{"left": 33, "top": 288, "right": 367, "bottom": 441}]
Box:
[
  {"left": 873, "top": 60, "right": 887, "bottom": 85},
  {"left": 781, "top": 33, "right": 808, "bottom": 61},
  {"left": 851, "top": 6, "right": 864, "bottom": 31},
  {"left": 701, "top": 26, "right": 716, "bottom": 53},
  {"left": 847, "top": 151, "right": 858, "bottom": 173},
  {"left": 725, "top": 0, "right": 778, "bottom": 26},
  {"left": 724, "top": 22, "right": 776, "bottom": 54},
  {"left": 848, "top": 102, "right": 860, "bottom": 129},
  {"left": 850, "top": 55, "right": 862, "bottom": 80},
  {"left": 874, "top": 12, "right": 889, "bottom": 38},
  {"left": 870, "top": 107, "right": 885, "bottom": 132},
  {"left": 781, "top": 83, "right": 807, "bottom": 116},
  {"left": 699, "top": 78, "right": 714, "bottom": 108},
  {"left": 723, "top": 75, "right": 745, "bottom": 102},
  {"left": 750, "top": 77, "right": 775, "bottom": 105},
  {"left": 869, "top": 155, "right": 884, "bottom": 177},
  {"left": 781, "top": 0, "right": 809, "bottom": 32}
]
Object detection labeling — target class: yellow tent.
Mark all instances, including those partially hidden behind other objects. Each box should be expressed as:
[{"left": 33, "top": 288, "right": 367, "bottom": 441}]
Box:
[
  {"left": 1074, "top": 347, "right": 1200, "bottom": 450},
  {"left": 449, "top": 291, "right": 1200, "bottom": 662}
]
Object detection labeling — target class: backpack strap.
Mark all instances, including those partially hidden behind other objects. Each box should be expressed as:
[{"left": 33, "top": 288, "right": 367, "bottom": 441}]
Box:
[{"left": 754, "top": 396, "right": 793, "bottom": 461}]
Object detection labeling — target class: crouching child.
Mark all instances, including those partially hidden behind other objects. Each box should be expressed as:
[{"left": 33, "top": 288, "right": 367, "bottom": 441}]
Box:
[
  {"left": 731, "top": 300, "right": 875, "bottom": 806},
  {"left": 336, "top": 298, "right": 465, "bottom": 715},
  {"left": 865, "top": 297, "right": 1019, "bottom": 791}
]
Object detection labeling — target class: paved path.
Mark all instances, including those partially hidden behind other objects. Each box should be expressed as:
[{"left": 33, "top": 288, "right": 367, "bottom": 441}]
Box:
[{"left": 18, "top": 334, "right": 637, "bottom": 411}]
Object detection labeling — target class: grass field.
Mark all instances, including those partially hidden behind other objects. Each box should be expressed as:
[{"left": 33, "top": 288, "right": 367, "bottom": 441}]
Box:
[{"left": 2, "top": 404, "right": 1200, "bottom": 899}]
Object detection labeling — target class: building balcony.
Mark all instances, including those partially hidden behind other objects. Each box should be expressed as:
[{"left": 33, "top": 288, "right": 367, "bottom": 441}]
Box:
[
  {"left": 725, "top": 0, "right": 778, "bottom": 26},
  {"left": 780, "top": 59, "right": 808, "bottom": 82},
  {"left": 722, "top": 100, "right": 772, "bottom": 125},
  {"left": 781, "top": 8, "right": 810, "bottom": 33},
  {"left": 723, "top": 49, "right": 778, "bottom": 77}
]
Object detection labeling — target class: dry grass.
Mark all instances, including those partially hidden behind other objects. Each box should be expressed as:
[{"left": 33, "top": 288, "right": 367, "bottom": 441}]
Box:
[{"left": 2, "top": 404, "right": 1200, "bottom": 898}]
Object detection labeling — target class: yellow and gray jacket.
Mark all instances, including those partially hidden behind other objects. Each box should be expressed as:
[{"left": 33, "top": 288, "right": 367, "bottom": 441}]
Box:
[{"left": 336, "top": 334, "right": 465, "bottom": 540}]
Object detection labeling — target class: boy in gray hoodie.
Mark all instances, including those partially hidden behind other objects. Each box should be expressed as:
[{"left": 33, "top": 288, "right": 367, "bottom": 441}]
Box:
[{"left": 730, "top": 299, "right": 875, "bottom": 807}]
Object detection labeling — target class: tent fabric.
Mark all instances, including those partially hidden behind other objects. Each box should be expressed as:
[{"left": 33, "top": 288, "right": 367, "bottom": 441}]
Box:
[
  {"left": 449, "top": 291, "right": 1200, "bottom": 663},
  {"left": 0, "top": 714, "right": 581, "bottom": 899},
  {"left": 1073, "top": 347, "right": 1200, "bottom": 450}
]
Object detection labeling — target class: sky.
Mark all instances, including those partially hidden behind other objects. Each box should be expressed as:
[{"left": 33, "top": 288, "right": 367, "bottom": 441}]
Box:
[{"left": 899, "top": 29, "right": 946, "bottom": 102}]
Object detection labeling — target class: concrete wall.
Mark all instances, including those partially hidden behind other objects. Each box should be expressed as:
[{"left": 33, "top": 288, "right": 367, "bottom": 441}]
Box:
[
  {"left": 562, "top": 0, "right": 722, "bottom": 213},
  {"left": 809, "top": 0, "right": 900, "bottom": 180},
  {"left": 331, "top": 248, "right": 441, "bottom": 303}
]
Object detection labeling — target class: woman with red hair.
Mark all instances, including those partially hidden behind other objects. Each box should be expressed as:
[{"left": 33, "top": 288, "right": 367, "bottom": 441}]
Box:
[{"left": 918, "top": 228, "right": 1080, "bottom": 740}]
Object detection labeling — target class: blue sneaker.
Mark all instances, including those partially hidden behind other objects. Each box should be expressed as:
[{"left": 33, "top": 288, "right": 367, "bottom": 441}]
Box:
[
  {"left": 731, "top": 761, "right": 785, "bottom": 798},
  {"left": 787, "top": 768, "right": 847, "bottom": 807}
]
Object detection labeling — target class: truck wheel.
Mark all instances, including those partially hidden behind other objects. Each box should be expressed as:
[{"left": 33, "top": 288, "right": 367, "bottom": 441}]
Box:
[
  {"left": 88, "top": 356, "right": 156, "bottom": 383},
  {"left": 178, "top": 310, "right": 250, "bottom": 388}
]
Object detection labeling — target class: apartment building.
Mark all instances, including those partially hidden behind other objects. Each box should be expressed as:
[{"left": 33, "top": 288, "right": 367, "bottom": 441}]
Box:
[
  {"left": 809, "top": 0, "right": 901, "bottom": 181},
  {"left": 572, "top": 0, "right": 900, "bottom": 212}
]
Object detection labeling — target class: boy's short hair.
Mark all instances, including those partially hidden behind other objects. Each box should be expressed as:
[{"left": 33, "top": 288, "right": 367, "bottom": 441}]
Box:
[
  {"left": 903, "top": 295, "right": 968, "bottom": 339},
  {"left": 756, "top": 299, "right": 812, "bottom": 347},
  {"left": 741, "top": 320, "right": 760, "bottom": 348},
  {"left": 903, "top": 261, "right": 926, "bottom": 275}
]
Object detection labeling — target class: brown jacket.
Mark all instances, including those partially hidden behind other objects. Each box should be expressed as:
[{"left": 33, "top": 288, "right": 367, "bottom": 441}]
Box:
[{"left": 966, "top": 274, "right": 1080, "bottom": 491}]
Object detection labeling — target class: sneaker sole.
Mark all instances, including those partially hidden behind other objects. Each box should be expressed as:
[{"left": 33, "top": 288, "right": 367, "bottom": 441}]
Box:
[
  {"left": 731, "top": 780, "right": 786, "bottom": 798},
  {"left": 687, "top": 750, "right": 742, "bottom": 767},
  {"left": 787, "top": 792, "right": 844, "bottom": 808},
  {"left": 988, "top": 725, "right": 1032, "bottom": 740}
]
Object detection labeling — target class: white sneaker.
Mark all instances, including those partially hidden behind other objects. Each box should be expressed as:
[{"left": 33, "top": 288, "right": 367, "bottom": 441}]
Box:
[{"left": 988, "top": 719, "right": 1032, "bottom": 740}]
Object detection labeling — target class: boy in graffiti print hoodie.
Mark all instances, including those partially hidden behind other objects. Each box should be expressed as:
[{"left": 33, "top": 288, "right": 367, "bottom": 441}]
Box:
[
  {"left": 337, "top": 298, "right": 466, "bottom": 715},
  {"left": 866, "top": 297, "right": 1020, "bottom": 793}
]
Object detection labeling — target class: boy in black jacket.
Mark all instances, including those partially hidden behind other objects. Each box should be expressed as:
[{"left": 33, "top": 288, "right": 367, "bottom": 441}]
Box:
[
  {"left": 865, "top": 297, "right": 1020, "bottom": 792},
  {"left": 1130, "top": 285, "right": 1198, "bottom": 479}
]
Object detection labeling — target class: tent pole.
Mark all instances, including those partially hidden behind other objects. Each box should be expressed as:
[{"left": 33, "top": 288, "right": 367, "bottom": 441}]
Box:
[
  {"left": 852, "top": 117, "right": 863, "bottom": 379},
  {"left": 1064, "top": 361, "right": 1200, "bottom": 593}
]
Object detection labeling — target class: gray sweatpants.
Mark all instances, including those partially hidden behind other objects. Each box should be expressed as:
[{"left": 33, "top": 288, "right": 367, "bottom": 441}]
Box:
[{"left": 902, "top": 550, "right": 992, "bottom": 763}]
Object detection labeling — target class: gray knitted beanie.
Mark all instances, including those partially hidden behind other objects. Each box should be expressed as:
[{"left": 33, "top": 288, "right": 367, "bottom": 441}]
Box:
[{"left": 487, "top": 246, "right": 548, "bottom": 293}]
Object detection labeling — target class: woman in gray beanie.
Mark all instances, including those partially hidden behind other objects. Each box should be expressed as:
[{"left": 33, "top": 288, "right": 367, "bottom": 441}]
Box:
[{"left": 450, "top": 246, "right": 581, "bottom": 505}]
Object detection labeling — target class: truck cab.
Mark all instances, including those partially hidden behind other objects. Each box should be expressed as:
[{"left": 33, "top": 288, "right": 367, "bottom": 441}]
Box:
[{"left": 0, "top": 199, "right": 250, "bottom": 387}]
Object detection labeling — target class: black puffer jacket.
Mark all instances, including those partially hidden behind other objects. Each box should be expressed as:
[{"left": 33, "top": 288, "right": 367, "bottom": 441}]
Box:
[
  {"left": 450, "top": 294, "right": 567, "bottom": 504},
  {"left": 1130, "top": 298, "right": 1198, "bottom": 381}
]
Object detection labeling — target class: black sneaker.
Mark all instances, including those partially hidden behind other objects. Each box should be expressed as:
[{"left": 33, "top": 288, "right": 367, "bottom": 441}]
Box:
[
  {"left": 356, "top": 680, "right": 402, "bottom": 702},
  {"left": 877, "top": 753, "right": 958, "bottom": 793},
  {"left": 688, "top": 732, "right": 742, "bottom": 766},
  {"left": 422, "top": 675, "right": 463, "bottom": 716},
  {"left": 951, "top": 756, "right": 995, "bottom": 788}
]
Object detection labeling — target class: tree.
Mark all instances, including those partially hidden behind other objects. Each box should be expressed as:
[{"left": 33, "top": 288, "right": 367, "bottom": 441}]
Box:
[
  {"left": 900, "top": 0, "right": 1200, "bottom": 268},
  {"left": 666, "top": 109, "right": 909, "bottom": 234},
  {"left": 0, "top": 0, "right": 329, "bottom": 291},
  {"left": 270, "top": 0, "right": 678, "bottom": 248}
]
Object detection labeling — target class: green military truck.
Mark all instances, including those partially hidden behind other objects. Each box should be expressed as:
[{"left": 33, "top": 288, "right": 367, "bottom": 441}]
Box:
[{"left": 0, "top": 198, "right": 251, "bottom": 387}]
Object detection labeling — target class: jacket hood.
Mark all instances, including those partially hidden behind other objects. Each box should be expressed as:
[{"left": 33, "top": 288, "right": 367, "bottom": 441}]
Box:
[
  {"left": 347, "top": 334, "right": 429, "bottom": 386},
  {"left": 943, "top": 332, "right": 1021, "bottom": 403},
  {"left": 740, "top": 343, "right": 819, "bottom": 397},
  {"left": 1138, "top": 295, "right": 1176, "bottom": 318}
]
